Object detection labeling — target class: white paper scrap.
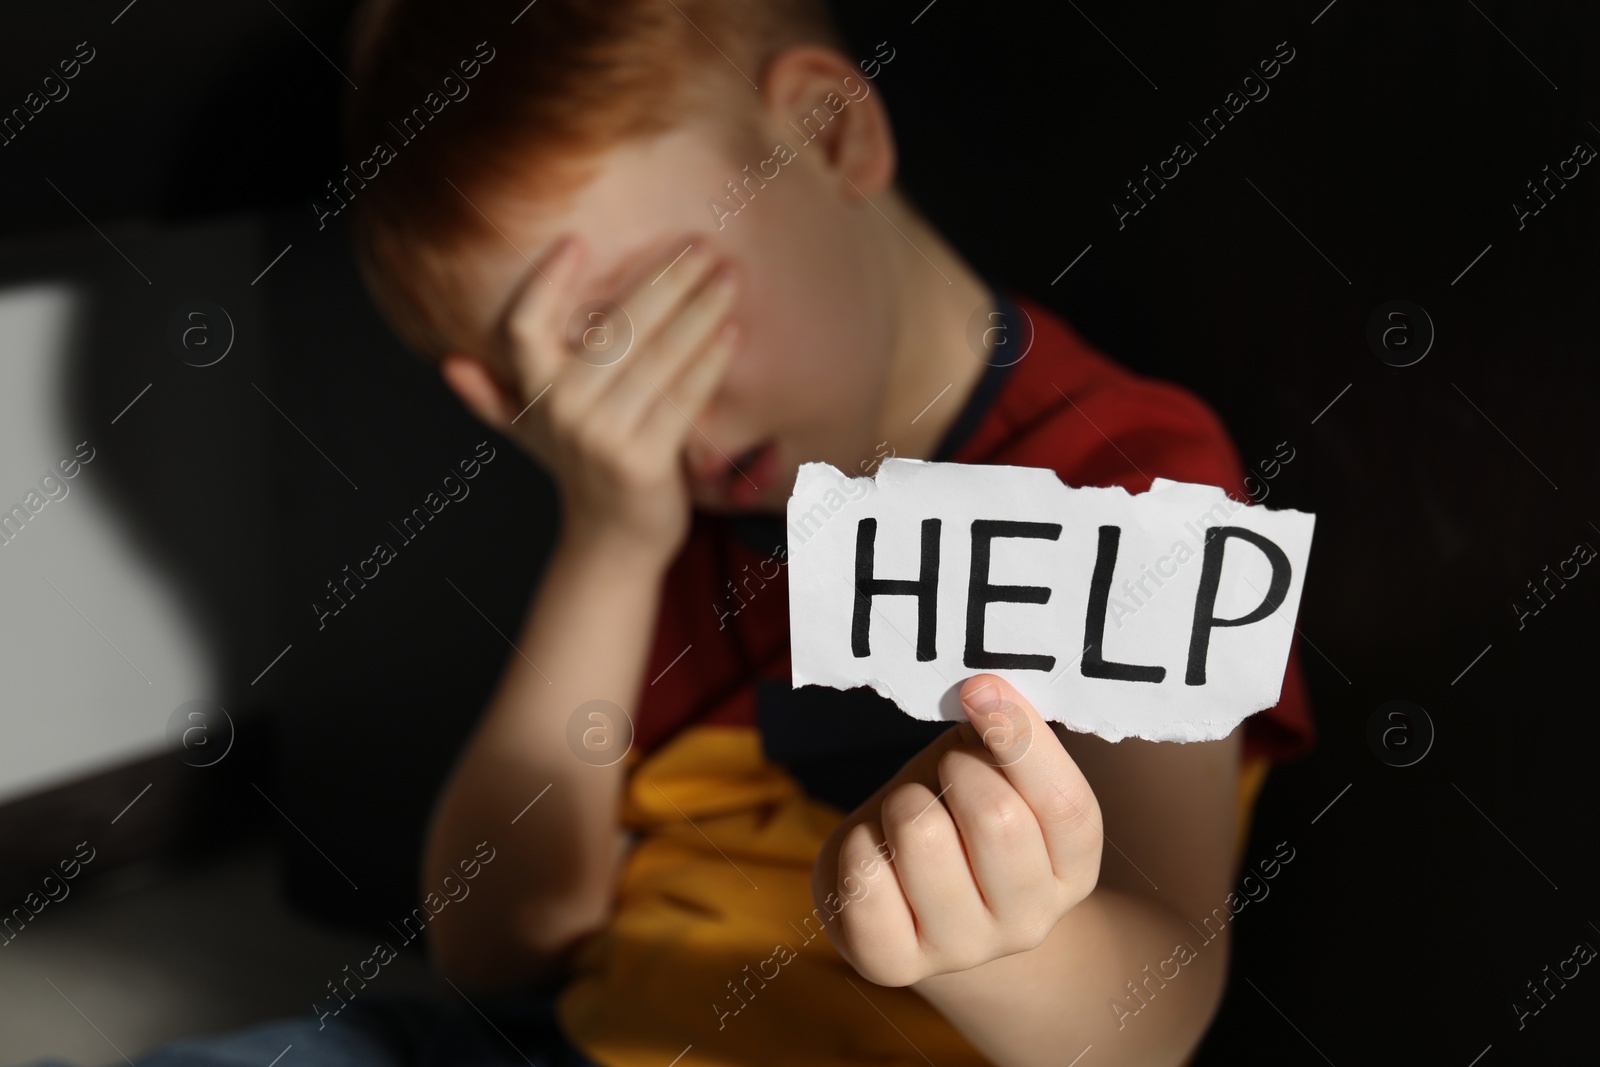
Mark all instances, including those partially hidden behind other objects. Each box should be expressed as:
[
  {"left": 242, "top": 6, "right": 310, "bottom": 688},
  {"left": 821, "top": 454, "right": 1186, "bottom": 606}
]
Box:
[{"left": 786, "top": 459, "right": 1316, "bottom": 743}]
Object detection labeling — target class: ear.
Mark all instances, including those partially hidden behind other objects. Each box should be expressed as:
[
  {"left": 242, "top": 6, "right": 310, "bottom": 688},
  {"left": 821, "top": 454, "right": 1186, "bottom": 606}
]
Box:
[
  {"left": 440, "top": 354, "right": 517, "bottom": 431},
  {"left": 760, "top": 44, "right": 896, "bottom": 200}
]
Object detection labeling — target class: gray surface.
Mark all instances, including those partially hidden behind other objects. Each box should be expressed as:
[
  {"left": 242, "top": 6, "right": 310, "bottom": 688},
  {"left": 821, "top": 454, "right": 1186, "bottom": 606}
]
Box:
[
  {"left": 0, "top": 217, "right": 277, "bottom": 806},
  {"left": 0, "top": 843, "right": 442, "bottom": 1067}
]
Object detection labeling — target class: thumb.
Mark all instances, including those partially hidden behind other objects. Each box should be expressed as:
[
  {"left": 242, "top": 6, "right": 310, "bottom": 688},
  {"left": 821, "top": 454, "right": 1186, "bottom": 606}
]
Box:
[
  {"left": 958, "top": 674, "right": 1038, "bottom": 765},
  {"left": 956, "top": 674, "right": 1103, "bottom": 871}
]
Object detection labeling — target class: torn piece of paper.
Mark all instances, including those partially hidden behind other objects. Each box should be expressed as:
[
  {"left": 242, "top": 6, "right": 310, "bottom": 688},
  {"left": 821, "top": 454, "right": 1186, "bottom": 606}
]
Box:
[{"left": 786, "top": 459, "right": 1316, "bottom": 743}]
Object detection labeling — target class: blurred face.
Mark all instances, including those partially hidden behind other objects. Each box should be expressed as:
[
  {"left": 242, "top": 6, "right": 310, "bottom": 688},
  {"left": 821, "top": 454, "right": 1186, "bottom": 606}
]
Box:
[{"left": 446, "top": 116, "right": 897, "bottom": 515}]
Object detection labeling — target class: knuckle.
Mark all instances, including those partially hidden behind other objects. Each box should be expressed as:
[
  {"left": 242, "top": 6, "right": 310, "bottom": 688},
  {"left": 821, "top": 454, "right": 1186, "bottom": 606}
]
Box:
[
  {"left": 971, "top": 798, "right": 1028, "bottom": 843},
  {"left": 1012, "top": 908, "right": 1057, "bottom": 953},
  {"left": 878, "top": 784, "right": 922, "bottom": 823},
  {"left": 936, "top": 744, "right": 987, "bottom": 787},
  {"left": 880, "top": 787, "right": 945, "bottom": 848},
  {"left": 1040, "top": 772, "right": 1100, "bottom": 831},
  {"left": 936, "top": 746, "right": 967, "bottom": 783}
]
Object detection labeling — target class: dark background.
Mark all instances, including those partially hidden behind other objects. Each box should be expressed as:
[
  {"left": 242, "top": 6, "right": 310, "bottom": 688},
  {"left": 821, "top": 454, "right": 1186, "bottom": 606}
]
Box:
[{"left": 1, "top": 0, "right": 1595, "bottom": 1062}]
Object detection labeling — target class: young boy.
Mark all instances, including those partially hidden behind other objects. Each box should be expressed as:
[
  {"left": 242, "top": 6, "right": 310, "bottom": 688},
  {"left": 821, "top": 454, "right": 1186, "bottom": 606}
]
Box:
[{"left": 276, "top": 2, "right": 1315, "bottom": 1066}]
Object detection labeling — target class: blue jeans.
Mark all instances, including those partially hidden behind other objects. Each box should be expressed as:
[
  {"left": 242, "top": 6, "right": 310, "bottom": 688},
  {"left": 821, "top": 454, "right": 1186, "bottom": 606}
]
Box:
[{"left": 27, "top": 991, "right": 603, "bottom": 1067}]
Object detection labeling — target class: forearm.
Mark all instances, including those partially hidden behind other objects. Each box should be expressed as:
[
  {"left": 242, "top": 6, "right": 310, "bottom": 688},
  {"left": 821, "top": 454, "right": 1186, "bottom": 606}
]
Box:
[
  {"left": 422, "top": 528, "right": 667, "bottom": 984},
  {"left": 912, "top": 886, "right": 1228, "bottom": 1067}
]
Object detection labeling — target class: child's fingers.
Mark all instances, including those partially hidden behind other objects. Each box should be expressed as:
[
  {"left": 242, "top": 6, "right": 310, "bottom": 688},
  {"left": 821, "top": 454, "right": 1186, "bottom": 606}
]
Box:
[
  {"left": 635, "top": 319, "right": 738, "bottom": 454},
  {"left": 935, "top": 744, "right": 1054, "bottom": 930},
  {"left": 878, "top": 780, "right": 988, "bottom": 952},
  {"left": 608, "top": 239, "right": 723, "bottom": 354},
  {"left": 592, "top": 264, "right": 737, "bottom": 437},
  {"left": 830, "top": 819, "right": 918, "bottom": 985},
  {"left": 501, "top": 236, "right": 585, "bottom": 399},
  {"left": 552, "top": 243, "right": 727, "bottom": 423}
]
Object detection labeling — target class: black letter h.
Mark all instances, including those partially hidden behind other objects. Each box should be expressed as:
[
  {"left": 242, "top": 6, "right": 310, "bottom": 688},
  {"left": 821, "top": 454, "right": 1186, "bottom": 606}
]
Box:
[{"left": 852, "top": 518, "right": 940, "bottom": 660}]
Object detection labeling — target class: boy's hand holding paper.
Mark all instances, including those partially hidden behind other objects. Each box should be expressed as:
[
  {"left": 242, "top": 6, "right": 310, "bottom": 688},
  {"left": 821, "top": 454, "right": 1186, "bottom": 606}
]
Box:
[{"left": 811, "top": 672, "right": 1103, "bottom": 988}]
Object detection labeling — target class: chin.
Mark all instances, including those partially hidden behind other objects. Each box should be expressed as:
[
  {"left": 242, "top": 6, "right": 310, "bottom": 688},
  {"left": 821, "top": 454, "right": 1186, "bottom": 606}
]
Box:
[{"left": 689, "top": 488, "right": 788, "bottom": 517}]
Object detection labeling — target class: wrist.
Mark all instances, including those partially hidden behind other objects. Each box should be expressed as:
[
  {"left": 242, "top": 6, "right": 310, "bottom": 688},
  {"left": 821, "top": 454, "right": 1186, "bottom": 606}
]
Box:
[
  {"left": 909, "top": 956, "right": 984, "bottom": 1004},
  {"left": 556, "top": 517, "right": 681, "bottom": 580}
]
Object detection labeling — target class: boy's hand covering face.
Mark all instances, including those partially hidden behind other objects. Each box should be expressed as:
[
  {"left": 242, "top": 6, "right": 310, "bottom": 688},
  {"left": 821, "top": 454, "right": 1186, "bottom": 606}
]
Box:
[
  {"left": 441, "top": 235, "right": 740, "bottom": 565},
  {"left": 810, "top": 673, "right": 1104, "bottom": 988}
]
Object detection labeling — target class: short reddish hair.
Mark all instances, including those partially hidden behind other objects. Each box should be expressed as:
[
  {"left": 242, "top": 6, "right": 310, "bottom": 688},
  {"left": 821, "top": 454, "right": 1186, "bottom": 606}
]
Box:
[{"left": 342, "top": 0, "right": 847, "bottom": 362}]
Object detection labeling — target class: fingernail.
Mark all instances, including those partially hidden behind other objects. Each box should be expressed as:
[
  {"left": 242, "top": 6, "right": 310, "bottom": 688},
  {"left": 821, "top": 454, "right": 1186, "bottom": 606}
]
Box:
[{"left": 961, "top": 682, "right": 1001, "bottom": 716}]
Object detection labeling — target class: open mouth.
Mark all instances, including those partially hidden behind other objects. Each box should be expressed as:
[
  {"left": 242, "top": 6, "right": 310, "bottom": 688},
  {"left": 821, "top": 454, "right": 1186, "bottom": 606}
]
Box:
[{"left": 716, "top": 440, "right": 779, "bottom": 507}]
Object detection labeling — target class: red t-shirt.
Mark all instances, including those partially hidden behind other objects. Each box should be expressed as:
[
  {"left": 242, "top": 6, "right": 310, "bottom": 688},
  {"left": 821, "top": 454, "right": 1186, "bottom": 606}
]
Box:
[{"left": 634, "top": 290, "right": 1315, "bottom": 807}]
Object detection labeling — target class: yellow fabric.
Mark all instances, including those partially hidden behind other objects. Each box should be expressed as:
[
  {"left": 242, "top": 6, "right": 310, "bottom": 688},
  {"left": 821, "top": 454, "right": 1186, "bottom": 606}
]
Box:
[
  {"left": 557, "top": 724, "right": 992, "bottom": 1067},
  {"left": 558, "top": 726, "right": 1277, "bottom": 1067}
]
